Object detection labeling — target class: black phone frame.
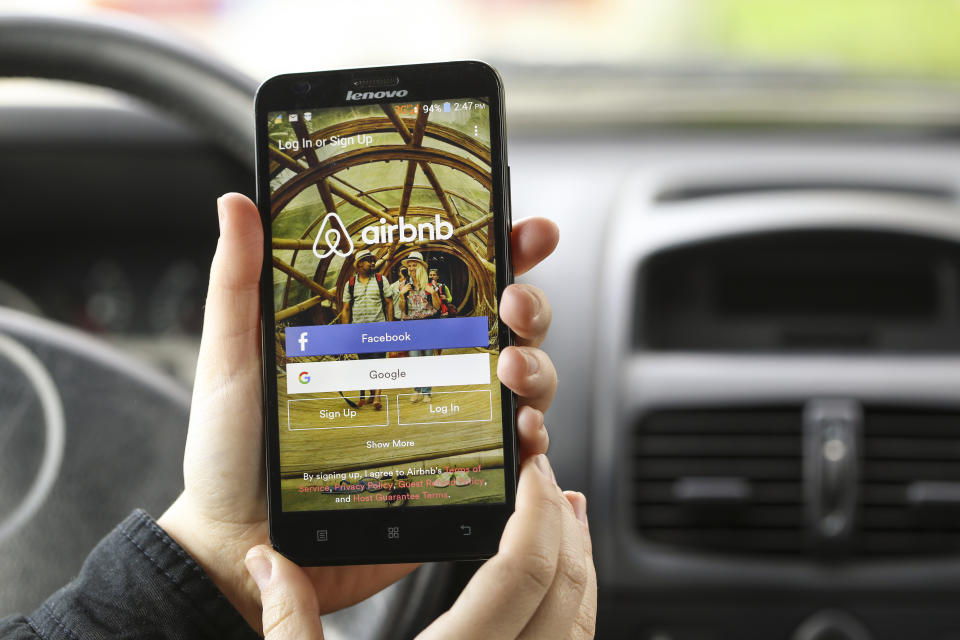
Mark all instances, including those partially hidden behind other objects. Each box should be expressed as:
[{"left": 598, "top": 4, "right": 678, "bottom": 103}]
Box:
[{"left": 255, "top": 61, "right": 515, "bottom": 566}]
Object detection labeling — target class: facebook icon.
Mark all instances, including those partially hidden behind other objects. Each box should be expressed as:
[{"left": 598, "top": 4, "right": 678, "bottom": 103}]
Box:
[{"left": 298, "top": 332, "right": 309, "bottom": 352}]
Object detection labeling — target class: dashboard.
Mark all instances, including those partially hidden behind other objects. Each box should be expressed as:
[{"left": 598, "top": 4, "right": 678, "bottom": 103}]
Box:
[
  {"left": 5, "top": 88, "right": 960, "bottom": 639},
  {"left": 516, "top": 131, "right": 960, "bottom": 639}
]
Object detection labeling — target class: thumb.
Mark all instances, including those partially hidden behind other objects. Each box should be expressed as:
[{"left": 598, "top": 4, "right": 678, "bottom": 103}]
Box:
[
  {"left": 246, "top": 545, "right": 325, "bottom": 639},
  {"left": 194, "top": 192, "right": 263, "bottom": 388},
  {"left": 180, "top": 193, "right": 265, "bottom": 519}
]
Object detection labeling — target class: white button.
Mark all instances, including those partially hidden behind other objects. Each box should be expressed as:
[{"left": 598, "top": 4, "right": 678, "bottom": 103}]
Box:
[
  {"left": 288, "top": 395, "right": 389, "bottom": 430},
  {"left": 396, "top": 389, "right": 492, "bottom": 425},
  {"left": 287, "top": 353, "right": 490, "bottom": 394}
]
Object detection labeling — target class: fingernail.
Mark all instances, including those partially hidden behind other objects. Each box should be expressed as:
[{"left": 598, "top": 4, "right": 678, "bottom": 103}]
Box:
[
  {"left": 522, "top": 349, "right": 540, "bottom": 375},
  {"left": 245, "top": 547, "right": 272, "bottom": 591},
  {"left": 216, "top": 196, "right": 225, "bottom": 230},
  {"left": 533, "top": 408, "right": 546, "bottom": 432},
  {"left": 572, "top": 493, "right": 588, "bottom": 525},
  {"left": 534, "top": 454, "right": 556, "bottom": 485}
]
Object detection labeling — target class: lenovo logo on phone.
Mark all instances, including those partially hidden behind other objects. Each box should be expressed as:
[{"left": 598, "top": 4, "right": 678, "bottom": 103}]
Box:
[{"left": 345, "top": 88, "right": 409, "bottom": 101}]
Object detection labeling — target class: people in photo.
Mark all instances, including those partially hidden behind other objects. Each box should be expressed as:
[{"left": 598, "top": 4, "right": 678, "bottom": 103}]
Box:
[
  {"left": 342, "top": 249, "right": 394, "bottom": 410},
  {"left": 396, "top": 251, "right": 441, "bottom": 403},
  {"left": 428, "top": 267, "right": 456, "bottom": 316}
]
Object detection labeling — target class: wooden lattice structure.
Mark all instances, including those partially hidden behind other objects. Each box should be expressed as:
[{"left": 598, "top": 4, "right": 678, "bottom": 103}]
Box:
[{"left": 269, "top": 104, "right": 497, "bottom": 350}]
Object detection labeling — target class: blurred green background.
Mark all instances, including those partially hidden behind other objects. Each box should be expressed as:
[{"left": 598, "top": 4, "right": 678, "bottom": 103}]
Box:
[
  {"left": 2, "top": 0, "right": 959, "bottom": 81},
  {"left": 712, "top": 0, "right": 960, "bottom": 79}
]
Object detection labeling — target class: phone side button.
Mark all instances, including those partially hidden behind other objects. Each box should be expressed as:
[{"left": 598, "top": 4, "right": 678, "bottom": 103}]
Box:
[{"left": 506, "top": 165, "right": 512, "bottom": 228}]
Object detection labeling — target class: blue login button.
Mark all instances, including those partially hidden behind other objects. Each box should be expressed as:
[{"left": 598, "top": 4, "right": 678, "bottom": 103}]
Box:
[{"left": 285, "top": 316, "right": 489, "bottom": 357}]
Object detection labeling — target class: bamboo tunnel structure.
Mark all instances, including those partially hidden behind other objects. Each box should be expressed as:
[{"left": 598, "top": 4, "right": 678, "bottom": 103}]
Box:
[{"left": 269, "top": 102, "right": 498, "bottom": 342}]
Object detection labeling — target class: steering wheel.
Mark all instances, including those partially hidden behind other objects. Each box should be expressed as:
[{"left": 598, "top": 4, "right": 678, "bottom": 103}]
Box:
[{"left": 0, "top": 13, "right": 446, "bottom": 639}]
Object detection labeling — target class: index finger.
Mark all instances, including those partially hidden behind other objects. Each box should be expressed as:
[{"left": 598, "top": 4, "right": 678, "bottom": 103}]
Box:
[{"left": 512, "top": 217, "right": 559, "bottom": 276}]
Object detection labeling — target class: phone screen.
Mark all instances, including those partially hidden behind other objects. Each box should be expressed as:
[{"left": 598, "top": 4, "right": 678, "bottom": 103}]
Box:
[{"left": 265, "top": 96, "right": 506, "bottom": 515}]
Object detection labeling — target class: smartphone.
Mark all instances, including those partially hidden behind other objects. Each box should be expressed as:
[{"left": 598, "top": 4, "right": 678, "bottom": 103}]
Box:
[{"left": 255, "top": 61, "right": 516, "bottom": 565}]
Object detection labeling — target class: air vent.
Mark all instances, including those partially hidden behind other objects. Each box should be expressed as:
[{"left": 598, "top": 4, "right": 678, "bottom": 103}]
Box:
[
  {"left": 632, "top": 409, "right": 804, "bottom": 555},
  {"left": 638, "top": 230, "right": 960, "bottom": 352},
  {"left": 860, "top": 409, "right": 960, "bottom": 556},
  {"left": 633, "top": 406, "right": 960, "bottom": 559}
]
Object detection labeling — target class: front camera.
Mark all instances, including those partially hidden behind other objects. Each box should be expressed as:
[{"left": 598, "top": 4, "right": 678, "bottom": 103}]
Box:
[{"left": 292, "top": 81, "right": 312, "bottom": 95}]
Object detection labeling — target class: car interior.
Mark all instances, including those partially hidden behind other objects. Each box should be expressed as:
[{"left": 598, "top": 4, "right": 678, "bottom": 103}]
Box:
[{"left": 3, "top": 5, "right": 960, "bottom": 639}]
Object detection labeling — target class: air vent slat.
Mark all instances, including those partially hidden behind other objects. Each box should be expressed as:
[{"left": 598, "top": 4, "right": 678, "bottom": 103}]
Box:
[
  {"left": 859, "top": 408, "right": 960, "bottom": 556},
  {"left": 860, "top": 532, "right": 960, "bottom": 555},
  {"left": 633, "top": 409, "right": 803, "bottom": 557},
  {"left": 634, "top": 481, "right": 802, "bottom": 505},
  {"left": 862, "top": 461, "right": 960, "bottom": 482},
  {"left": 641, "top": 529, "right": 805, "bottom": 553},
  {"left": 636, "top": 505, "right": 802, "bottom": 528},
  {"left": 643, "top": 411, "right": 799, "bottom": 435},
  {"left": 865, "top": 412, "right": 960, "bottom": 437},
  {"left": 864, "top": 438, "right": 960, "bottom": 461},
  {"left": 859, "top": 507, "right": 960, "bottom": 530},
  {"left": 635, "top": 459, "right": 801, "bottom": 480},
  {"left": 636, "top": 435, "right": 800, "bottom": 457},
  {"left": 860, "top": 484, "right": 908, "bottom": 505}
]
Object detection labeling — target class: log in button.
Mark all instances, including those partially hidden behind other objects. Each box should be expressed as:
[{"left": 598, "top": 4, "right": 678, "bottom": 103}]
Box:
[
  {"left": 396, "top": 390, "right": 493, "bottom": 426},
  {"left": 287, "top": 395, "right": 390, "bottom": 430}
]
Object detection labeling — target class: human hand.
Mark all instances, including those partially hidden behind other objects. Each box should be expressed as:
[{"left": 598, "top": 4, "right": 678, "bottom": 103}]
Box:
[
  {"left": 244, "top": 455, "right": 596, "bottom": 639},
  {"left": 157, "top": 193, "right": 561, "bottom": 632}
]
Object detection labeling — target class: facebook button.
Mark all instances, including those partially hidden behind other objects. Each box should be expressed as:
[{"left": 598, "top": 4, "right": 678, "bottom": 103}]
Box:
[{"left": 285, "top": 316, "right": 489, "bottom": 357}]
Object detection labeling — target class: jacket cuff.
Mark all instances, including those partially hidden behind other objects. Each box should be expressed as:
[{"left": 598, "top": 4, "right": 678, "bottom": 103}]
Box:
[{"left": 28, "top": 509, "right": 259, "bottom": 640}]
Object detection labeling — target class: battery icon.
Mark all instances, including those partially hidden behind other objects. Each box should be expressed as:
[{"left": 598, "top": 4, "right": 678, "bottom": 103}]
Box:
[{"left": 443, "top": 102, "right": 451, "bottom": 112}]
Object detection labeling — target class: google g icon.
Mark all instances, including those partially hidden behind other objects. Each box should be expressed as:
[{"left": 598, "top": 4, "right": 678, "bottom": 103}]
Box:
[{"left": 298, "top": 371, "right": 310, "bottom": 384}]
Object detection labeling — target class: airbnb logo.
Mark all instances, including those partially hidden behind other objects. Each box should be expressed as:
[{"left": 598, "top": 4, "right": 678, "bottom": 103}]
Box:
[
  {"left": 361, "top": 215, "right": 453, "bottom": 244},
  {"left": 312, "top": 212, "right": 454, "bottom": 260},
  {"left": 312, "top": 212, "right": 354, "bottom": 259}
]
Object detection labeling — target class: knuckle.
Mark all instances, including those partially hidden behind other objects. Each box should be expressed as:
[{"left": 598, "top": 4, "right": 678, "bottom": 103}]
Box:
[
  {"left": 261, "top": 591, "right": 305, "bottom": 637},
  {"left": 508, "top": 547, "right": 557, "bottom": 592},
  {"left": 571, "top": 607, "right": 598, "bottom": 639},
  {"left": 556, "top": 547, "right": 590, "bottom": 595},
  {"left": 535, "top": 488, "right": 566, "bottom": 518}
]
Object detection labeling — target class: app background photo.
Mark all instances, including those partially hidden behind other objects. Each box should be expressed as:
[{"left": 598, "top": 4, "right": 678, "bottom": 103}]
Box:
[
  {"left": 268, "top": 98, "right": 495, "bottom": 332},
  {"left": 268, "top": 98, "right": 505, "bottom": 511}
]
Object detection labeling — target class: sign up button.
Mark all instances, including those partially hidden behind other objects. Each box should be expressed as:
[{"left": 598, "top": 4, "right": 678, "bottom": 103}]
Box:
[{"left": 288, "top": 395, "right": 390, "bottom": 430}]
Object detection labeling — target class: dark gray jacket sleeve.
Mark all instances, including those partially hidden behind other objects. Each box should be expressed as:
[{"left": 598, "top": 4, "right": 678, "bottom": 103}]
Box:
[{"left": 0, "top": 510, "right": 259, "bottom": 639}]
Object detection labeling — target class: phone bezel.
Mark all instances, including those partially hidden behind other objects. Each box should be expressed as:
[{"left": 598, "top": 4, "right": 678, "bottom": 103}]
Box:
[{"left": 254, "top": 61, "right": 516, "bottom": 565}]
